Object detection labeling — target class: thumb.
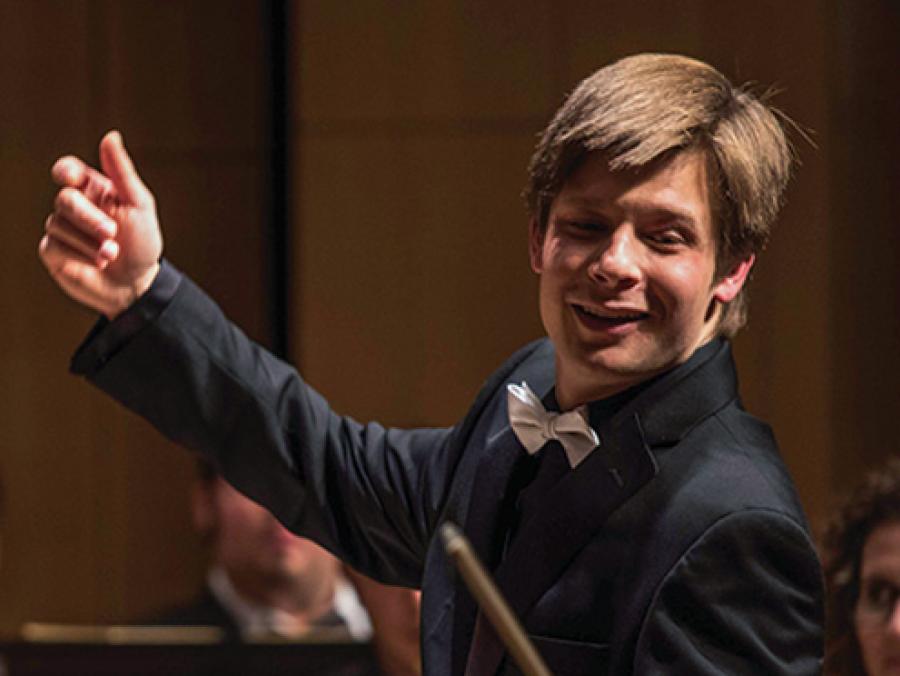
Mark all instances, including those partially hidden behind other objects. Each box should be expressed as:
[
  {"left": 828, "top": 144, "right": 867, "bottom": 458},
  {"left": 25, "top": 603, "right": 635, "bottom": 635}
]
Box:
[{"left": 99, "top": 130, "right": 151, "bottom": 207}]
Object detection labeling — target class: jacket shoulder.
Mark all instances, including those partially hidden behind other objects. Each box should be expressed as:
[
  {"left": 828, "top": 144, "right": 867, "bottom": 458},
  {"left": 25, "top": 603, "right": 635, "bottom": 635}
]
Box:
[{"left": 633, "top": 508, "right": 823, "bottom": 674}]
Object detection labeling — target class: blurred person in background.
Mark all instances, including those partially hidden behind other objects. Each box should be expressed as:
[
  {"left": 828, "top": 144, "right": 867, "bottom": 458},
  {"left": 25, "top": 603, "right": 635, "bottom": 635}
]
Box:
[
  {"left": 151, "top": 460, "right": 421, "bottom": 675},
  {"left": 823, "top": 458, "right": 900, "bottom": 675}
]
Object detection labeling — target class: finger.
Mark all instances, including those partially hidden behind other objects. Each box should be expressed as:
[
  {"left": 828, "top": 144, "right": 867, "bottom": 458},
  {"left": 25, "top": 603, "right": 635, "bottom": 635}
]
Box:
[
  {"left": 39, "top": 233, "right": 96, "bottom": 274},
  {"left": 51, "top": 156, "right": 117, "bottom": 208},
  {"left": 99, "top": 130, "right": 150, "bottom": 207},
  {"left": 39, "top": 234, "right": 115, "bottom": 315},
  {"left": 51, "top": 156, "right": 89, "bottom": 187},
  {"left": 45, "top": 214, "right": 119, "bottom": 264},
  {"left": 54, "top": 187, "right": 118, "bottom": 240}
]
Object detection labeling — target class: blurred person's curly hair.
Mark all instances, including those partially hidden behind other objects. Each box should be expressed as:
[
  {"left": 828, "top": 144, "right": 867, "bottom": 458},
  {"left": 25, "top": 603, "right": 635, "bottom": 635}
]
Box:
[{"left": 822, "top": 457, "right": 900, "bottom": 675}]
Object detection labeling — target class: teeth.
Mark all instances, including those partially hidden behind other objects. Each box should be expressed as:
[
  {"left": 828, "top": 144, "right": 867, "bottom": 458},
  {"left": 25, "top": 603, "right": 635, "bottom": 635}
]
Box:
[{"left": 578, "top": 304, "right": 645, "bottom": 320}]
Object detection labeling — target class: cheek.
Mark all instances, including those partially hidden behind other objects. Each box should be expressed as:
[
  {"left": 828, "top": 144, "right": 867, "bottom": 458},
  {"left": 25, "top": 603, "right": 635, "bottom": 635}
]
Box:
[
  {"left": 652, "top": 260, "right": 715, "bottom": 310},
  {"left": 544, "top": 233, "right": 591, "bottom": 266},
  {"left": 854, "top": 615, "right": 882, "bottom": 665},
  {"left": 561, "top": 249, "right": 589, "bottom": 272}
]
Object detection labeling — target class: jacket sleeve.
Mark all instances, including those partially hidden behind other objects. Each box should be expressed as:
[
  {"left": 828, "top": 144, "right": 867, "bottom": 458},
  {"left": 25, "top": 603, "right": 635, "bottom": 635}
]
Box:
[
  {"left": 633, "top": 509, "right": 824, "bottom": 674},
  {"left": 71, "top": 264, "right": 458, "bottom": 588}
]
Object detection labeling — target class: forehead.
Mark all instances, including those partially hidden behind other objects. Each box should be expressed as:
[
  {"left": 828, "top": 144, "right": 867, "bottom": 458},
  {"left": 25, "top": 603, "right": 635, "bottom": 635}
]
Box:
[
  {"left": 861, "top": 520, "right": 900, "bottom": 580},
  {"left": 554, "top": 150, "right": 714, "bottom": 229}
]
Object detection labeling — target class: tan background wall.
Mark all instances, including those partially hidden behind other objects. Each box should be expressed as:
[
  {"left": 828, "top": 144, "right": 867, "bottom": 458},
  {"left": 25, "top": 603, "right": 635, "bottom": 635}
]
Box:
[
  {"left": 0, "top": 1, "right": 271, "bottom": 632},
  {"left": 0, "top": 0, "right": 897, "bottom": 634}
]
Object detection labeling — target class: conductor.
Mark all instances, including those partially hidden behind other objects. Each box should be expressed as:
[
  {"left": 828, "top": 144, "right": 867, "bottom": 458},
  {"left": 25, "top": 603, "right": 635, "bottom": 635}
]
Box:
[{"left": 39, "top": 53, "right": 823, "bottom": 675}]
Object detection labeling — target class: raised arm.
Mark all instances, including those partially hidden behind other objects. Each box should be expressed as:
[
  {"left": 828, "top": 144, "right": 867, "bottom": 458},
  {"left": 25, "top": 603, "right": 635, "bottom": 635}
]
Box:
[{"left": 39, "top": 130, "right": 162, "bottom": 319}]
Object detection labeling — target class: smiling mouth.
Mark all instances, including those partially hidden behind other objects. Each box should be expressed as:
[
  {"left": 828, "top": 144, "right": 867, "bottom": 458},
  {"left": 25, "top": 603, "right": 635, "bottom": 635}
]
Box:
[{"left": 573, "top": 304, "right": 650, "bottom": 327}]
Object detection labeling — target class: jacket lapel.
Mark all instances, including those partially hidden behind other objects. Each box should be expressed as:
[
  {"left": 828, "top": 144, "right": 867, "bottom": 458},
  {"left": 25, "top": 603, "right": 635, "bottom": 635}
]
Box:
[
  {"left": 467, "top": 413, "right": 657, "bottom": 676},
  {"left": 465, "top": 427, "right": 529, "bottom": 570},
  {"left": 629, "top": 338, "right": 738, "bottom": 446},
  {"left": 427, "top": 340, "right": 554, "bottom": 676},
  {"left": 449, "top": 426, "right": 530, "bottom": 675},
  {"left": 493, "top": 339, "right": 737, "bottom": 620},
  {"left": 449, "top": 388, "right": 653, "bottom": 676},
  {"left": 494, "top": 411, "right": 657, "bottom": 609}
]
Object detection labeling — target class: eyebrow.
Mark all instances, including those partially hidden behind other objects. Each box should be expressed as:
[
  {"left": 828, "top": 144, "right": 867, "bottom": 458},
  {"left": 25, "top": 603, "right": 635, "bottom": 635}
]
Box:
[
  {"left": 861, "top": 570, "right": 900, "bottom": 584},
  {"left": 557, "top": 195, "right": 700, "bottom": 229},
  {"left": 637, "top": 206, "right": 699, "bottom": 229}
]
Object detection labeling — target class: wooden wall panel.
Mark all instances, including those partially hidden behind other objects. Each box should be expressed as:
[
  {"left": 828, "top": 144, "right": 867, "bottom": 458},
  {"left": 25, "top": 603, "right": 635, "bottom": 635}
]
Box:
[
  {"left": 293, "top": 1, "right": 559, "bottom": 424},
  {"left": 0, "top": 0, "right": 104, "bottom": 632},
  {"left": 298, "top": 2, "right": 560, "bottom": 122},
  {"left": 826, "top": 3, "right": 900, "bottom": 508},
  {"left": 295, "top": 133, "right": 544, "bottom": 425},
  {"left": 0, "top": 0, "right": 269, "bottom": 633}
]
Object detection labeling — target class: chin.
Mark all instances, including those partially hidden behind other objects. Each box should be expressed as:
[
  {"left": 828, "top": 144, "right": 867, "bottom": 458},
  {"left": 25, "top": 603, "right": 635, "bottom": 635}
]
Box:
[
  {"left": 580, "top": 343, "right": 654, "bottom": 374},
  {"left": 575, "top": 342, "right": 684, "bottom": 388}
]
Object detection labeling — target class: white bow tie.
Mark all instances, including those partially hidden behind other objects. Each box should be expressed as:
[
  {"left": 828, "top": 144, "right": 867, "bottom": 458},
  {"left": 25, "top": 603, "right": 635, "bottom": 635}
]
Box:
[{"left": 506, "top": 382, "right": 600, "bottom": 468}]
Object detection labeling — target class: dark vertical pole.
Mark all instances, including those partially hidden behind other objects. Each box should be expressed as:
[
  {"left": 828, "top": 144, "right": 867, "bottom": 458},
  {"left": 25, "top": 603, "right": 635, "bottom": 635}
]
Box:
[{"left": 267, "top": 0, "right": 290, "bottom": 358}]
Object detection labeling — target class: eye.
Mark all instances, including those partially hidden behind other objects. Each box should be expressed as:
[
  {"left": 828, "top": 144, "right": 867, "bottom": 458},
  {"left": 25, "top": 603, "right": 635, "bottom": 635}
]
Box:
[
  {"left": 559, "top": 219, "right": 606, "bottom": 237},
  {"left": 645, "top": 227, "right": 690, "bottom": 249},
  {"left": 860, "top": 579, "right": 900, "bottom": 616}
]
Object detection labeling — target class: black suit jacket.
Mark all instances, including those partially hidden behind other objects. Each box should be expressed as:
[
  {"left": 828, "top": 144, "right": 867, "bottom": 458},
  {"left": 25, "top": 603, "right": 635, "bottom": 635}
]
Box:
[{"left": 72, "top": 263, "right": 823, "bottom": 675}]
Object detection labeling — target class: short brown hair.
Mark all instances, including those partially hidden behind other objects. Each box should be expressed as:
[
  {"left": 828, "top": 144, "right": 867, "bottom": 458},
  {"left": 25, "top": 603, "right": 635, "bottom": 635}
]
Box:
[
  {"left": 821, "top": 458, "right": 900, "bottom": 675},
  {"left": 524, "top": 53, "right": 794, "bottom": 337}
]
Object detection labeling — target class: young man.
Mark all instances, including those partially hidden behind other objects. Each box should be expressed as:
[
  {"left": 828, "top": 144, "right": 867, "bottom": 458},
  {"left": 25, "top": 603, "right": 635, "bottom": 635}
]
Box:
[{"left": 39, "top": 54, "right": 823, "bottom": 674}]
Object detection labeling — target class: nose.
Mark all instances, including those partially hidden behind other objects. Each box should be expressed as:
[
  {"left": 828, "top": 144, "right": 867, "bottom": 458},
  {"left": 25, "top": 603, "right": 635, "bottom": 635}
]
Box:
[{"left": 587, "top": 226, "right": 641, "bottom": 287}]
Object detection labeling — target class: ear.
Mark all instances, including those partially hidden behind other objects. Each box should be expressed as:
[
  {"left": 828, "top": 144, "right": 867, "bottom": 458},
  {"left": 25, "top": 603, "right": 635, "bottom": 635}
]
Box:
[
  {"left": 712, "top": 254, "right": 755, "bottom": 303},
  {"left": 528, "top": 218, "right": 544, "bottom": 274}
]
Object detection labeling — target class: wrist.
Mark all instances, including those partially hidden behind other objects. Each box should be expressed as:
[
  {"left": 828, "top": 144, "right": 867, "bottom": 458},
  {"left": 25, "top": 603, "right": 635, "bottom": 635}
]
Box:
[
  {"left": 132, "top": 261, "right": 161, "bottom": 300},
  {"left": 103, "top": 261, "right": 161, "bottom": 320}
]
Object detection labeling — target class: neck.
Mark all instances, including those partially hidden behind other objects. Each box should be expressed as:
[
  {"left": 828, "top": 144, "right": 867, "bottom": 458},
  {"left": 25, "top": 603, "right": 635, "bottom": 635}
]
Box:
[
  {"left": 555, "top": 366, "right": 653, "bottom": 411},
  {"left": 556, "top": 336, "right": 722, "bottom": 410}
]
